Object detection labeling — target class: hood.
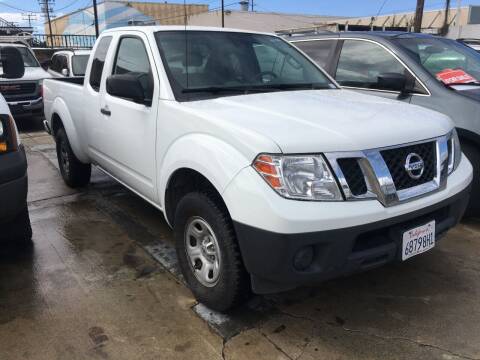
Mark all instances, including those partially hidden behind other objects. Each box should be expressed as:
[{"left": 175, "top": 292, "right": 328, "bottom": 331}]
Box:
[
  {"left": 182, "top": 89, "right": 453, "bottom": 154},
  {"left": 0, "top": 67, "right": 51, "bottom": 82}
]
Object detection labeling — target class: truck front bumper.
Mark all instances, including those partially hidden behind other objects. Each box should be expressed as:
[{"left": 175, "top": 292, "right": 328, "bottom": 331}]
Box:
[
  {"left": 234, "top": 186, "right": 470, "bottom": 293},
  {"left": 223, "top": 156, "right": 473, "bottom": 294},
  {"left": 7, "top": 97, "right": 44, "bottom": 118}
]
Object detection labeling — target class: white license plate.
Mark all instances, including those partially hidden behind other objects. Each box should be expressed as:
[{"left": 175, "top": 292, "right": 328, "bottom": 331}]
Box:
[{"left": 402, "top": 221, "right": 435, "bottom": 261}]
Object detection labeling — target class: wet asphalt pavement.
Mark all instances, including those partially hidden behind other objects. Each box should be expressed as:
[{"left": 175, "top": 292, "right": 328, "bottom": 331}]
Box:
[{"left": 1, "top": 119, "right": 479, "bottom": 360}]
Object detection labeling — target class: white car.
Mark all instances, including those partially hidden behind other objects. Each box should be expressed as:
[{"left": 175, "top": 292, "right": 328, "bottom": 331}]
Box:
[
  {"left": 47, "top": 49, "right": 91, "bottom": 78},
  {"left": 43, "top": 26, "right": 473, "bottom": 311},
  {"left": 0, "top": 43, "right": 51, "bottom": 119}
]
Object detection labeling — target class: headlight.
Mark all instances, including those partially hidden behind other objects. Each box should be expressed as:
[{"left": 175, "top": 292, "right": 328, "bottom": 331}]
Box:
[
  {"left": 0, "top": 115, "right": 18, "bottom": 154},
  {"left": 253, "top": 154, "right": 343, "bottom": 201},
  {"left": 448, "top": 129, "right": 461, "bottom": 174}
]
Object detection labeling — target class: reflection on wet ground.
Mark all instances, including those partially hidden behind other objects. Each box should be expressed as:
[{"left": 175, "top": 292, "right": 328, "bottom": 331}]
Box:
[{"left": 1, "top": 129, "right": 479, "bottom": 360}]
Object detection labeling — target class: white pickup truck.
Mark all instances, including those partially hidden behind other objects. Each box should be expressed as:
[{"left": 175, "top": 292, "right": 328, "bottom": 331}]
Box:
[{"left": 43, "top": 26, "right": 472, "bottom": 311}]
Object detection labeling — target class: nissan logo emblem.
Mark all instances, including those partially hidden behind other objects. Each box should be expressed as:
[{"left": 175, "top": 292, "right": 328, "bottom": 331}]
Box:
[{"left": 404, "top": 153, "right": 424, "bottom": 180}]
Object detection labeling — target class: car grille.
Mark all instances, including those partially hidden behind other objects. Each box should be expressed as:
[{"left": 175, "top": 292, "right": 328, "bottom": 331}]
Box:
[
  {"left": 381, "top": 141, "right": 436, "bottom": 191},
  {"left": 325, "top": 136, "right": 450, "bottom": 207},
  {"left": 0, "top": 82, "right": 37, "bottom": 96},
  {"left": 337, "top": 158, "right": 367, "bottom": 196}
]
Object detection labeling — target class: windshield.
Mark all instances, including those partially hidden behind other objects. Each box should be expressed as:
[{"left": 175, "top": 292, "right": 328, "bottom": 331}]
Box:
[
  {"left": 0, "top": 47, "right": 39, "bottom": 68},
  {"left": 71, "top": 54, "right": 89, "bottom": 76},
  {"left": 393, "top": 37, "right": 480, "bottom": 85},
  {"left": 155, "top": 31, "right": 334, "bottom": 101}
]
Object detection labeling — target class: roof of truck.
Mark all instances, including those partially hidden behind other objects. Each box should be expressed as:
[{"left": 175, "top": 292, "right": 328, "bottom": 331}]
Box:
[
  {"left": 102, "top": 25, "right": 275, "bottom": 37},
  {"left": 53, "top": 49, "right": 91, "bottom": 56}
]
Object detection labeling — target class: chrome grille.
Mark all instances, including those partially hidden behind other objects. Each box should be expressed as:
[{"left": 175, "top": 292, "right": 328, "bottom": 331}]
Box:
[
  {"left": 0, "top": 82, "right": 37, "bottom": 97},
  {"left": 381, "top": 141, "right": 436, "bottom": 191},
  {"left": 325, "top": 135, "right": 451, "bottom": 207},
  {"left": 337, "top": 158, "right": 367, "bottom": 196}
]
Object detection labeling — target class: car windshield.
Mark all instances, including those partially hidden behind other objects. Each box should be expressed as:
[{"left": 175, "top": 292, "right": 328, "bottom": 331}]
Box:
[
  {"left": 0, "top": 46, "right": 39, "bottom": 67},
  {"left": 72, "top": 54, "right": 89, "bottom": 76},
  {"left": 155, "top": 31, "right": 334, "bottom": 101},
  {"left": 393, "top": 36, "right": 480, "bottom": 86}
]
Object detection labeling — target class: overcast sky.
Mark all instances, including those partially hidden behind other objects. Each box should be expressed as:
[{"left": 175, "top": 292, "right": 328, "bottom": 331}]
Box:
[{"left": 2, "top": 0, "right": 480, "bottom": 33}]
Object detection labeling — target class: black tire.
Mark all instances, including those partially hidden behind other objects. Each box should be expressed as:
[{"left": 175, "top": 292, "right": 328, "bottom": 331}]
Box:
[
  {"left": 174, "top": 192, "right": 250, "bottom": 312},
  {"left": 55, "top": 128, "right": 91, "bottom": 188},
  {"left": 0, "top": 206, "right": 32, "bottom": 247},
  {"left": 462, "top": 142, "right": 480, "bottom": 218}
]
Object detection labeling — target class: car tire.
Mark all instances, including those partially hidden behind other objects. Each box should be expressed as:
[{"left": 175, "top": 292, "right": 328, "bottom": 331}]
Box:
[
  {"left": 462, "top": 142, "right": 480, "bottom": 218},
  {"left": 174, "top": 192, "right": 250, "bottom": 312},
  {"left": 55, "top": 128, "right": 91, "bottom": 188},
  {"left": 0, "top": 206, "right": 32, "bottom": 247}
]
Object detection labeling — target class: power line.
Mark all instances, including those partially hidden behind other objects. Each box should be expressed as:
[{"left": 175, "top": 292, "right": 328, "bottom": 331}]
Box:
[{"left": 376, "top": 0, "right": 389, "bottom": 17}]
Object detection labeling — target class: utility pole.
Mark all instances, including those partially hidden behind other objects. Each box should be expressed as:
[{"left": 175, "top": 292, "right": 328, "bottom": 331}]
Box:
[
  {"left": 221, "top": 0, "right": 224, "bottom": 27},
  {"left": 457, "top": 0, "right": 463, "bottom": 37},
  {"left": 413, "top": 0, "right": 425, "bottom": 33},
  {"left": 92, "top": 0, "right": 100, "bottom": 38},
  {"left": 251, "top": 0, "right": 254, "bottom": 12},
  {"left": 38, "top": 0, "right": 54, "bottom": 48},
  {"left": 441, "top": 0, "right": 451, "bottom": 35},
  {"left": 22, "top": 13, "right": 37, "bottom": 28}
]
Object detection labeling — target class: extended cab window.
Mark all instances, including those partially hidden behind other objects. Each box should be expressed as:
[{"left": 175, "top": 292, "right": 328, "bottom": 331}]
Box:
[
  {"left": 294, "top": 39, "right": 338, "bottom": 72},
  {"left": 111, "top": 37, "right": 153, "bottom": 99},
  {"left": 336, "top": 40, "right": 407, "bottom": 91},
  {"left": 89, "top": 36, "right": 112, "bottom": 91}
]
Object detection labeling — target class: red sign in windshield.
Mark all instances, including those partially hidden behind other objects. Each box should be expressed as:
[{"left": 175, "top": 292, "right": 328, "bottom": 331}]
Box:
[{"left": 436, "top": 69, "right": 477, "bottom": 84}]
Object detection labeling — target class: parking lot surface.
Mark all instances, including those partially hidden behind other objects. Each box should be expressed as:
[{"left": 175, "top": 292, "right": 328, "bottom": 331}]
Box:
[{"left": 1, "top": 127, "right": 479, "bottom": 360}]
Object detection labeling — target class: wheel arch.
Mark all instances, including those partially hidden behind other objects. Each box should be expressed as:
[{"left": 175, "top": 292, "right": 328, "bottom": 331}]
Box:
[
  {"left": 159, "top": 134, "right": 252, "bottom": 227},
  {"left": 49, "top": 97, "right": 90, "bottom": 163}
]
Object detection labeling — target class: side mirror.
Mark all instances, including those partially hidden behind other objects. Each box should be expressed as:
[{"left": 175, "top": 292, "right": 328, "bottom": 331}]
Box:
[
  {"left": 41, "top": 59, "right": 52, "bottom": 70},
  {"left": 1, "top": 47, "right": 25, "bottom": 79},
  {"left": 61, "top": 68, "right": 69, "bottom": 76},
  {"left": 377, "top": 72, "right": 407, "bottom": 92},
  {"left": 106, "top": 74, "right": 151, "bottom": 105}
]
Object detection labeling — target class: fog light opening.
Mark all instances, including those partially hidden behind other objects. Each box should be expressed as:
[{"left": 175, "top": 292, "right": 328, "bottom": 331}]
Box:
[{"left": 293, "top": 246, "right": 314, "bottom": 271}]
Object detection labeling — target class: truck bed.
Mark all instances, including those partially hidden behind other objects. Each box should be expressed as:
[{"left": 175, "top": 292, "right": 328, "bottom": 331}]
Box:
[
  {"left": 48, "top": 77, "right": 85, "bottom": 85},
  {"left": 43, "top": 76, "right": 86, "bottom": 132}
]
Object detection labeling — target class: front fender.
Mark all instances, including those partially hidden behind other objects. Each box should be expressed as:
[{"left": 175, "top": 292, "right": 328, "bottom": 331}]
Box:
[
  {"left": 159, "top": 133, "right": 252, "bottom": 208},
  {"left": 50, "top": 97, "right": 90, "bottom": 163}
]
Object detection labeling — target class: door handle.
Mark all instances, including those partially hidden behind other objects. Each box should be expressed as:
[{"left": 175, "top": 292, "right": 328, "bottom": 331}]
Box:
[{"left": 100, "top": 108, "right": 111, "bottom": 116}]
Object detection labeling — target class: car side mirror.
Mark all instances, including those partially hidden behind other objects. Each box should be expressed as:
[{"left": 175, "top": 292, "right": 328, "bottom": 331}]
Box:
[
  {"left": 1, "top": 47, "right": 25, "bottom": 79},
  {"left": 61, "top": 68, "right": 69, "bottom": 76},
  {"left": 106, "top": 74, "right": 151, "bottom": 106},
  {"left": 377, "top": 72, "right": 407, "bottom": 92}
]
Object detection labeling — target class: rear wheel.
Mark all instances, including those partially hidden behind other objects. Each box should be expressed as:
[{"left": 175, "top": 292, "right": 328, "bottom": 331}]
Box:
[
  {"left": 55, "top": 128, "right": 91, "bottom": 188},
  {"left": 174, "top": 192, "right": 250, "bottom": 311},
  {"left": 462, "top": 142, "right": 480, "bottom": 218}
]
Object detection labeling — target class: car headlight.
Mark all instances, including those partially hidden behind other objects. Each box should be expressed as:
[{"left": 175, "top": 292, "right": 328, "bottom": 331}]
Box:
[
  {"left": 0, "top": 115, "right": 18, "bottom": 153},
  {"left": 253, "top": 154, "right": 343, "bottom": 201},
  {"left": 448, "top": 129, "right": 461, "bottom": 174}
]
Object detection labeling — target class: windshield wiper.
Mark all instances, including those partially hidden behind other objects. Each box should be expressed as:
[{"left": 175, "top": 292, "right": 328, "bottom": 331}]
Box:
[
  {"left": 257, "top": 82, "right": 331, "bottom": 90},
  {"left": 182, "top": 86, "right": 250, "bottom": 94},
  {"left": 182, "top": 83, "right": 330, "bottom": 94},
  {"left": 445, "top": 82, "right": 480, "bottom": 86}
]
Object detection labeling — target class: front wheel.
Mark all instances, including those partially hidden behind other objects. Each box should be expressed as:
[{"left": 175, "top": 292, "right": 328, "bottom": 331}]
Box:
[
  {"left": 174, "top": 192, "right": 250, "bottom": 312},
  {"left": 462, "top": 142, "right": 480, "bottom": 218},
  {"left": 55, "top": 128, "right": 91, "bottom": 188}
]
